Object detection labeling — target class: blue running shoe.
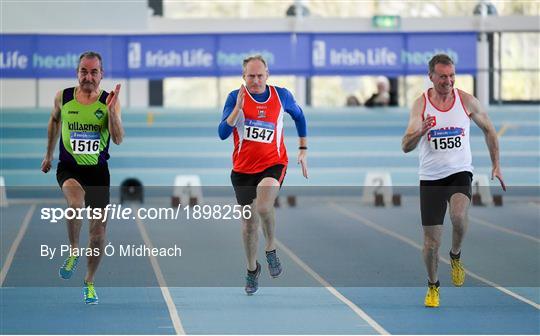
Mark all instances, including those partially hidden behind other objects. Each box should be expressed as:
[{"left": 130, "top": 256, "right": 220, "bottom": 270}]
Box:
[
  {"left": 245, "top": 261, "right": 261, "bottom": 295},
  {"left": 83, "top": 281, "right": 99, "bottom": 304},
  {"left": 59, "top": 255, "right": 79, "bottom": 280},
  {"left": 265, "top": 250, "right": 282, "bottom": 278}
]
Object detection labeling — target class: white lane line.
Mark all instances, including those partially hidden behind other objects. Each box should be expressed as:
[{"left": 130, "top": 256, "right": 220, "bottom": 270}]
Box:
[
  {"left": 135, "top": 214, "right": 186, "bottom": 335},
  {"left": 275, "top": 239, "right": 389, "bottom": 335},
  {"left": 0, "top": 205, "right": 36, "bottom": 287},
  {"left": 329, "top": 202, "right": 540, "bottom": 310},
  {"left": 470, "top": 216, "right": 540, "bottom": 244}
]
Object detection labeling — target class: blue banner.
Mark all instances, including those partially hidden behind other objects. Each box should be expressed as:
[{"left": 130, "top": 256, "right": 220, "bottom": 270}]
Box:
[
  {"left": 217, "top": 34, "right": 311, "bottom": 76},
  {"left": 404, "top": 33, "right": 477, "bottom": 74},
  {"left": 0, "top": 33, "right": 477, "bottom": 78},
  {"left": 312, "top": 32, "right": 477, "bottom": 75},
  {"left": 311, "top": 33, "right": 405, "bottom": 75},
  {"left": 0, "top": 35, "right": 127, "bottom": 78},
  {"left": 126, "top": 35, "right": 216, "bottom": 78},
  {"left": 0, "top": 35, "right": 36, "bottom": 78}
]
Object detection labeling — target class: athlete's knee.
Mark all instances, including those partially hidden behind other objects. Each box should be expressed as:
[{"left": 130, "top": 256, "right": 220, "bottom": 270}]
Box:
[
  {"left": 257, "top": 205, "right": 274, "bottom": 218},
  {"left": 423, "top": 236, "right": 441, "bottom": 252},
  {"left": 88, "top": 233, "right": 105, "bottom": 248},
  {"left": 423, "top": 244, "right": 439, "bottom": 255},
  {"left": 242, "top": 225, "right": 258, "bottom": 237},
  {"left": 256, "top": 202, "right": 274, "bottom": 218},
  {"left": 67, "top": 198, "right": 84, "bottom": 210},
  {"left": 242, "top": 218, "right": 258, "bottom": 234},
  {"left": 89, "top": 225, "right": 106, "bottom": 245},
  {"left": 450, "top": 211, "right": 467, "bottom": 226}
]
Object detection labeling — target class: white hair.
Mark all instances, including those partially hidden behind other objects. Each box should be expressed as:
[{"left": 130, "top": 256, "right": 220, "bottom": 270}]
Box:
[{"left": 376, "top": 76, "right": 390, "bottom": 89}]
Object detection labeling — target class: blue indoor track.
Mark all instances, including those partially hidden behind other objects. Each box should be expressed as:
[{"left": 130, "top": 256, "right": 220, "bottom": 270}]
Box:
[{"left": 1, "top": 106, "right": 539, "bottom": 334}]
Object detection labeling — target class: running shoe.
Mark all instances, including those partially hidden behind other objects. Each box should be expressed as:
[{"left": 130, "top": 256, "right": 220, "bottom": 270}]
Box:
[
  {"left": 245, "top": 261, "right": 261, "bottom": 295},
  {"left": 59, "top": 255, "right": 79, "bottom": 280},
  {"left": 83, "top": 281, "right": 99, "bottom": 304},
  {"left": 424, "top": 284, "right": 440, "bottom": 308},
  {"left": 450, "top": 253, "right": 465, "bottom": 287},
  {"left": 265, "top": 250, "right": 283, "bottom": 278}
]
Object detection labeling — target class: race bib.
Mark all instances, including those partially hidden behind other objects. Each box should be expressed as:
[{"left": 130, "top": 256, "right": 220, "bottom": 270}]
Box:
[
  {"left": 70, "top": 132, "right": 100, "bottom": 154},
  {"left": 244, "top": 119, "right": 275, "bottom": 144},
  {"left": 429, "top": 128, "right": 464, "bottom": 152}
]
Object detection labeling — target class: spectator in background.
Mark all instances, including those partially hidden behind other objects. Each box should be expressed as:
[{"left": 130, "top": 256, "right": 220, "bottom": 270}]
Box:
[
  {"left": 365, "top": 76, "right": 391, "bottom": 107},
  {"left": 346, "top": 95, "right": 361, "bottom": 106}
]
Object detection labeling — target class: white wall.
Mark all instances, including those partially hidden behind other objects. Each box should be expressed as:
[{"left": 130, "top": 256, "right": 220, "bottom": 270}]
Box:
[
  {"left": 1, "top": 79, "right": 144, "bottom": 109},
  {"left": 1, "top": 79, "right": 37, "bottom": 108},
  {"left": 2, "top": 2, "right": 148, "bottom": 33},
  {"left": 127, "top": 79, "right": 149, "bottom": 108},
  {"left": 37, "top": 79, "right": 79, "bottom": 108}
]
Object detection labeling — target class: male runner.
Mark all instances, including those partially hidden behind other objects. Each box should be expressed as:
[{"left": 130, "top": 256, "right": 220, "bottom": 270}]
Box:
[
  {"left": 41, "top": 51, "right": 124, "bottom": 304},
  {"left": 402, "top": 53, "right": 505, "bottom": 307},
  {"left": 219, "top": 55, "right": 308, "bottom": 295}
]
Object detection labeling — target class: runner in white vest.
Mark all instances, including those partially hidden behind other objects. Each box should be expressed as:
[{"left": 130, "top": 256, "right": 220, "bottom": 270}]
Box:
[{"left": 402, "top": 54, "right": 505, "bottom": 308}]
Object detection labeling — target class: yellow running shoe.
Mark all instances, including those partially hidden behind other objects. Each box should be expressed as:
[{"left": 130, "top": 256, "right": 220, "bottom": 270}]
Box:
[
  {"left": 450, "top": 255, "right": 465, "bottom": 287},
  {"left": 424, "top": 284, "right": 440, "bottom": 308}
]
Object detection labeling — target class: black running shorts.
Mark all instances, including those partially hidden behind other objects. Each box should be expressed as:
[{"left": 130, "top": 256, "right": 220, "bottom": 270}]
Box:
[
  {"left": 230, "top": 164, "right": 287, "bottom": 205},
  {"left": 420, "top": 171, "right": 472, "bottom": 226},
  {"left": 56, "top": 161, "right": 110, "bottom": 209}
]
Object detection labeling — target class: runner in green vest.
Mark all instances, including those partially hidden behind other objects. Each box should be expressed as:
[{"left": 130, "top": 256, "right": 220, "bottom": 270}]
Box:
[{"left": 41, "top": 51, "right": 124, "bottom": 304}]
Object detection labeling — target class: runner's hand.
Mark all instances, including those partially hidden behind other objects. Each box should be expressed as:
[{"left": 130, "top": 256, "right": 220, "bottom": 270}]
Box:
[
  {"left": 41, "top": 156, "right": 52, "bottom": 173},
  {"left": 422, "top": 114, "right": 436, "bottom": 135},
  {"left": 235, "top": 85, "right": 245, "bottom": 110},
  {"left": 492, "top": 166, "right": 506, "bottom": 191},
  {"left": 106, "top": 84, "right": 121, "bottom": 114},
  {"left": 298, "top": 150, "right": 308, "bottom": 179}
]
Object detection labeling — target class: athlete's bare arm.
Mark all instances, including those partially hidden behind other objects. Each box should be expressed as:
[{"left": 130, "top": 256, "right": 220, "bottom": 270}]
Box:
[
  {"left": 107, "top": 84, "right": 124, "bottom": 145},
  {"left": 460, "top": 90, "right": 506, "bottom": 191},
  {"left": 402, "top": 96, "right": 435, "bottom": 153},
  {"left": 41, "top": 91, "right": 62, "bottom": 173},
  {"left": 226, "top": 85, "right": 245, "bottom": 127}
]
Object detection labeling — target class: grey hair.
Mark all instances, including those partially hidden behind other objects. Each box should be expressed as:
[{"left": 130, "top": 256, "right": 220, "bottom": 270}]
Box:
[
  {"left": 77, "top": 51, "right": 103, "bottom": 71},
  {"left": 242, "top": 54, "right": 268, "bottom": 73},
  {"left": 428, "top": 54, "right": 454, "bottom": 74}
]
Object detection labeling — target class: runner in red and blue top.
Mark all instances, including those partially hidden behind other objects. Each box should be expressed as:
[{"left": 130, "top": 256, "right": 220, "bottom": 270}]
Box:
[{"left": 219, "top": 55, "right": 308, "bottom": 295}]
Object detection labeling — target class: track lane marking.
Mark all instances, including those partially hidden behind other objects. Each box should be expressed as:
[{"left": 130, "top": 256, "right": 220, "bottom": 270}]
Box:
[{"left": 329, "top": 202, "right": 540, "bottom": 310}]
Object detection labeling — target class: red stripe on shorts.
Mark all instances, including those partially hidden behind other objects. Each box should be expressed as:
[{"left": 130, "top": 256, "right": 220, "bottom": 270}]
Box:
[{"left": 278, "top": 166, "right": 287, "bottom": 184}]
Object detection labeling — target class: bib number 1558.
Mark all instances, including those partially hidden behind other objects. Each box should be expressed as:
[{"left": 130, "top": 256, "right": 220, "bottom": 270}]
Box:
[{"left": 431, "top": 136, "right": 462, "bottom": 151}]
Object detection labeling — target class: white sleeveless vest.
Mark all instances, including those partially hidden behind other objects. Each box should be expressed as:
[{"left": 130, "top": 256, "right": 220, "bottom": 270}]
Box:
[{"left": 418, "top": 88, "right": 473, "bottom": 180}]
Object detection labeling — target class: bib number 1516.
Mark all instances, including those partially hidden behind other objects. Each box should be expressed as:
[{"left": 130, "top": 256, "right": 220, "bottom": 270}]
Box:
[{"left": 71, "top": 139, "right": 100, "bottom": 154}]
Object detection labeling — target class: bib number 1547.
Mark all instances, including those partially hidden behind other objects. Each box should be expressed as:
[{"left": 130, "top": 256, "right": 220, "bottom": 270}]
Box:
[{"left": 245, "top": 126, "right": 274, "bottom": 143}]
